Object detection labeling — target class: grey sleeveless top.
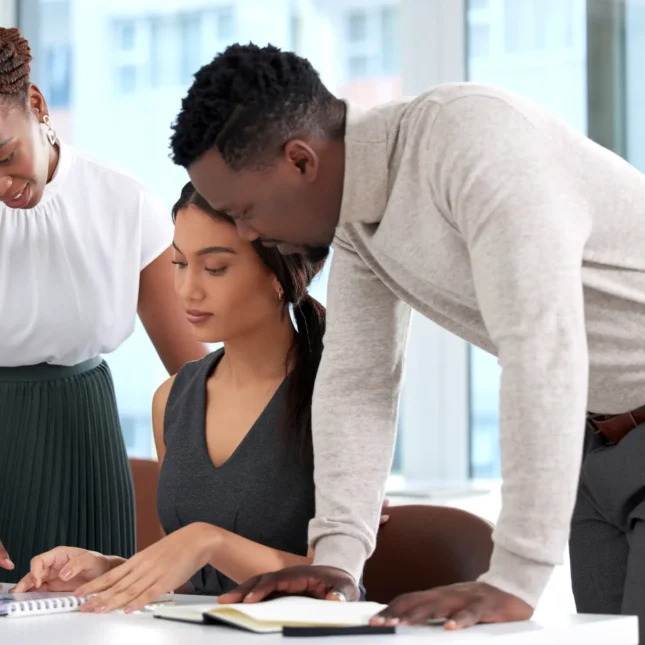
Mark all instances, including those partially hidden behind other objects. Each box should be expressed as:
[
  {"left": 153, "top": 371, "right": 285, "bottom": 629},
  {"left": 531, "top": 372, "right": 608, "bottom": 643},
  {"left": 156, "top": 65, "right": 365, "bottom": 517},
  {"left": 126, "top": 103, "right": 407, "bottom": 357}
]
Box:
[{"left": 157, "top": 349, "right": 315, "bottom": 595}]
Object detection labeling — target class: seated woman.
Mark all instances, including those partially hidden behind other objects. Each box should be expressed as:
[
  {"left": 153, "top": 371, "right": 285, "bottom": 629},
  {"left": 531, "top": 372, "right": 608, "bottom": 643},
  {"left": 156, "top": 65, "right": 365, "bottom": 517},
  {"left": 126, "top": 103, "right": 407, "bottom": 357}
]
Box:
[
  {"left": 13, "top": 184, "right": 389, "bottom": 610},
  {"left": 12, "top": 181, "right": 325, "bottom": 603}
]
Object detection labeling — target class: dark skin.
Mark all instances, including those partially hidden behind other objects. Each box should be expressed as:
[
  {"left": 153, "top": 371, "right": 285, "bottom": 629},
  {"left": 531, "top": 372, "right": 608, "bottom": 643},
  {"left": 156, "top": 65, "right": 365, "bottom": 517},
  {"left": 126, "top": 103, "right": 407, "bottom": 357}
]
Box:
[
  {"left": 0, "top": 86, "right": 207, "bottom": 578},
  {"left": 0, "top": 85, "right": 58, "bottom": 205},
  {"left": 189, "top": 138, "right": 532, "bottom": 629},
  {"left": 188, "top": 138, "right": 344, "bottom": 258}
]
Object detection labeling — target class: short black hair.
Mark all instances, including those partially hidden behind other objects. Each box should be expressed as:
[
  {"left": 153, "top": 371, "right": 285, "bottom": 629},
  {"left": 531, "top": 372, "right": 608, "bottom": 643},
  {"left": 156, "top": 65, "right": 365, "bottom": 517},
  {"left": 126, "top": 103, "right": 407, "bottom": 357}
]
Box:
[{"left": 170, "top": 43, "right": 344, "bottom": 170}]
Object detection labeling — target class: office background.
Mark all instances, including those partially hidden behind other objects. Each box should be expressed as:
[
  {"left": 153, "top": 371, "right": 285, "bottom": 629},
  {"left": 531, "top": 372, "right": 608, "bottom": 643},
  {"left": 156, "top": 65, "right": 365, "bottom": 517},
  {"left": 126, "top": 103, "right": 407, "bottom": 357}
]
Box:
[{"left": 4, "top": 0, "right": 644, "bottom": 491}]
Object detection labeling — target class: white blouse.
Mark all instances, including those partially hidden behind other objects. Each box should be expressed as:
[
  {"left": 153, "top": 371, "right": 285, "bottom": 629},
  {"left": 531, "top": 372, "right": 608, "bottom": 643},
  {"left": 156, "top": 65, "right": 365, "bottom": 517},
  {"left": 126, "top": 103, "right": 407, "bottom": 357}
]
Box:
[{"left": 0, "top": 142, "right": 174, "bottom": 367}]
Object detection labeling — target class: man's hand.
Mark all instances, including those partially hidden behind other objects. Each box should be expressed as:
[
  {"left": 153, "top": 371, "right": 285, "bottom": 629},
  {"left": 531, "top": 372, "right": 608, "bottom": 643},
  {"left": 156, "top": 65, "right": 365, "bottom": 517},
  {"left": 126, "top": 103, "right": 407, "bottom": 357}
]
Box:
[
  {"left": 219, "top": 566, "right": 360, "bottom": 605},
  {"left": 370, "top": 582, "right": 533, "bottom": 630}
]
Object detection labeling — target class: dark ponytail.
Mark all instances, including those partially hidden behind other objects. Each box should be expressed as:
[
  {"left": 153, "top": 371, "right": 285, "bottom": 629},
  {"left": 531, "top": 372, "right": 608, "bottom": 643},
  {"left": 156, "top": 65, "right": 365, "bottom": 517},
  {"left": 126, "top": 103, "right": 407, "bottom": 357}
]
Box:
[
  {"left": 172, "top": 182, "right": 328, "bottom": 465},
  {"left": 286, "top": 290, "right": 326, "bottom": 464}
]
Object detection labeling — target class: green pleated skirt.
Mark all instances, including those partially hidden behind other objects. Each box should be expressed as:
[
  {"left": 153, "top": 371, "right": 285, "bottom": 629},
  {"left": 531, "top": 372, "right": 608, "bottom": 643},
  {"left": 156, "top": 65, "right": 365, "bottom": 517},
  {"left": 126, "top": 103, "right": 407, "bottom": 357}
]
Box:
[{"left": 0, "top": 357, "right": 135, "bottom": 583}]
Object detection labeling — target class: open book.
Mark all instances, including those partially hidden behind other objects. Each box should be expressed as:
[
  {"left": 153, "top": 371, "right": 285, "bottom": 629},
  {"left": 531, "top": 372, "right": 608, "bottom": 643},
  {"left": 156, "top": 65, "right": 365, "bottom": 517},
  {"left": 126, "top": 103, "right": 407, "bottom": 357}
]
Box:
[
  {"left": 0, "top": 592, "right": 88, "bottom": 618},
  {"left": 154, "top": 597, "right": 386, "bottom": 633}
]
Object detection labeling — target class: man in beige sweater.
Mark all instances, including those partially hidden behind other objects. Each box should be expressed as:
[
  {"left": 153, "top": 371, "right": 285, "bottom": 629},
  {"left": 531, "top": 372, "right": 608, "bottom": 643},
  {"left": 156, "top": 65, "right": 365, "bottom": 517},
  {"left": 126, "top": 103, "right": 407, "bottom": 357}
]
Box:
[{"left": 171, "top": 44, "right": 645, "bottom": 630}]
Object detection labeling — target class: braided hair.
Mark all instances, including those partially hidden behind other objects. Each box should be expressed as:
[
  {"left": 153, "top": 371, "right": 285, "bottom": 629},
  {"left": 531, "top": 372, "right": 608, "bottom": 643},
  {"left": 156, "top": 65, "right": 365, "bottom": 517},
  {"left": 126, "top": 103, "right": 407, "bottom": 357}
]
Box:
[{"left": 0, "top": 28, "right": 32, "bottom": 100}]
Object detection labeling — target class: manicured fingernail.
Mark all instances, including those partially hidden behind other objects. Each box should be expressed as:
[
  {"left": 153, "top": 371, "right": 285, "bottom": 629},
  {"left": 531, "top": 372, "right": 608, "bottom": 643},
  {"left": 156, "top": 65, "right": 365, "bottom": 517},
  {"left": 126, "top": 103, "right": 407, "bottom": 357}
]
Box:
[
  {"left": 60, "top": 568, "right": 71, "bottom": 580},
  {"left": 387, "top": 618, "right": 400, "bottom": 626},
  {"left": 245, "top": 592, "right": 254, "bottom": 600},
  {"left": 445, "top": 620, "right": 457, "bottom": 629},
  {"left": 372, "top": 617, "right": 385, "bottom": 625},
  {"left": 96, "top": 606, "right": 108, "bottom": 614},
  {"left": 124, "top": 606, "right": 133, "bottom": 614},
  {"left": 3, "top": 558, "right": 14, "bottom": 568}
]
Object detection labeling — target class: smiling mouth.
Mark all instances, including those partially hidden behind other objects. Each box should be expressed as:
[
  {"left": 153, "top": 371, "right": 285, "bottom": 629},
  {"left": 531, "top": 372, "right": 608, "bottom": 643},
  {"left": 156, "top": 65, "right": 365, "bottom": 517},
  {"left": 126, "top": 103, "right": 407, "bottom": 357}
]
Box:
[{"left": 4, "top": 184, "right": 30, "bottom": 208}]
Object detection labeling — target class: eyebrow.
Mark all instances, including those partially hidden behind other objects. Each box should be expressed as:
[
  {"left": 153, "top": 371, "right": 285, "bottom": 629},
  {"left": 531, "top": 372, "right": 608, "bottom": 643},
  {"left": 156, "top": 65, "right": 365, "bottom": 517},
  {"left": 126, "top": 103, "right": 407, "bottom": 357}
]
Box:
[
  {"left": 0, "top": 137, "right": 14, "bottom": 149},
  {"left": 172, "top": 241, "right": 236, "bottom": 256}
]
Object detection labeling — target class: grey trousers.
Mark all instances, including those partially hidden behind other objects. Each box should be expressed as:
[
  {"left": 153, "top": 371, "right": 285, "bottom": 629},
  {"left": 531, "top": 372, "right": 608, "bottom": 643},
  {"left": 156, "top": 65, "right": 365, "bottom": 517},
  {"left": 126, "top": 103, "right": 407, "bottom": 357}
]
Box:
[{"left": 570, "top": 422, "right": 645, "bottom": 640}]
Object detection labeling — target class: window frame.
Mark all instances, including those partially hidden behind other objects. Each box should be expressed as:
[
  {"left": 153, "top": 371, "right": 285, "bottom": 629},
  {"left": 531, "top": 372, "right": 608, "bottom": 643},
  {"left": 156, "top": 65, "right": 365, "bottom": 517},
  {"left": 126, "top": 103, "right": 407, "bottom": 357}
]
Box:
[{"left": 395, "top": 0, "right": 471, "bottom": 491}]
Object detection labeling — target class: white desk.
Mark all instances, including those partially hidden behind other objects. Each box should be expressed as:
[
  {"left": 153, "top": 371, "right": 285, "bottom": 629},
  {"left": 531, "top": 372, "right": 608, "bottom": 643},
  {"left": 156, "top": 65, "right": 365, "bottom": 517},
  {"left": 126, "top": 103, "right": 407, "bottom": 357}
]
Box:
[{"left": 0, "top": 593, "right": 637, "bottom": 645}]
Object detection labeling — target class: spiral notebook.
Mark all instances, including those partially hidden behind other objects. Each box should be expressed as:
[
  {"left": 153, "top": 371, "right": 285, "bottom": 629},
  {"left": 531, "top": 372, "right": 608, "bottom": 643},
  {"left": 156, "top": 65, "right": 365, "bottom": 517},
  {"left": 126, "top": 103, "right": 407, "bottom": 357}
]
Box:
[{"left": 0, "top": 592, "right": 89, "bottom": 618}]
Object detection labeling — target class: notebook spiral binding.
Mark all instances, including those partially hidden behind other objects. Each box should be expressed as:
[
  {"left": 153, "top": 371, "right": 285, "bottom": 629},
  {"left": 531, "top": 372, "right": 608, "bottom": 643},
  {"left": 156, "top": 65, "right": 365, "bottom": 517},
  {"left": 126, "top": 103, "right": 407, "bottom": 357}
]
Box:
[{"left": 8, "top": 595, "right": 88, "bottom": 617}]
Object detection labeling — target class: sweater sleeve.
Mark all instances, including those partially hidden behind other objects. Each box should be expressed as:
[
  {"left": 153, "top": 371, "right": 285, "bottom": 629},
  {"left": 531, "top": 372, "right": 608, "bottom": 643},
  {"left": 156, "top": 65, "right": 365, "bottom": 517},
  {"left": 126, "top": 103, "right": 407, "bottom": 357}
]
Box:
[
  {"left": 431, "top": 95, "right": 592, "bottom": 607},
  {"left": 310, "top": 230, "right": 411, "bottom": 582}
]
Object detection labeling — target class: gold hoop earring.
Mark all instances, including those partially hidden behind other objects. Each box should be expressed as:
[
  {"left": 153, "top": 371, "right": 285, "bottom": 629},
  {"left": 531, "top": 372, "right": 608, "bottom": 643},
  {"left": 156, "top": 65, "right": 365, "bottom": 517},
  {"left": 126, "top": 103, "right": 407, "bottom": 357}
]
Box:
[
  {"left": 278, "top": 289, "right": 284, "bottom": 301},
  {"left": 43, "top": 115, "right": 58, "bottom": 146}
]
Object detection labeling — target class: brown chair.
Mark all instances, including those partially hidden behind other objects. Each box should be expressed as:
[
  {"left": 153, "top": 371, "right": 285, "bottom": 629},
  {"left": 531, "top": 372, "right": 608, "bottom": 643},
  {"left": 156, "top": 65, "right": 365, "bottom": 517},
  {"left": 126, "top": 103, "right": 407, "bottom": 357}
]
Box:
[
  {"left": 129, "top": 458, "right": 164, "bottom": 552},
  {"left": 363, "top": 504, "right": 494, "bottom": 604}
]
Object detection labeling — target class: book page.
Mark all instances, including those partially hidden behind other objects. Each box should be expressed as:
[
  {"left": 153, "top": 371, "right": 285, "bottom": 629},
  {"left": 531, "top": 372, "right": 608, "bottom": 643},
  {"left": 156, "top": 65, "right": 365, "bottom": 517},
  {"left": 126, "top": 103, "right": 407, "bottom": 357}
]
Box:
[{"left": 208, "top": 597, "right": 386, "bottom": 627}]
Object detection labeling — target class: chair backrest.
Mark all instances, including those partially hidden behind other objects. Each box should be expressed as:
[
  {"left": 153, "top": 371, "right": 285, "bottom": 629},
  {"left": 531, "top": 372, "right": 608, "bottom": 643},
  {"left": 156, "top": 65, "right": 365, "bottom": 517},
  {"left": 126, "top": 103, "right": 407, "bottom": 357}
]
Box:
[
  {"left": 363, "top": 504, "right": 494, "bottom": 604},
  {"left": 129, "top": 458, "right": 163, "bottom": 552}
]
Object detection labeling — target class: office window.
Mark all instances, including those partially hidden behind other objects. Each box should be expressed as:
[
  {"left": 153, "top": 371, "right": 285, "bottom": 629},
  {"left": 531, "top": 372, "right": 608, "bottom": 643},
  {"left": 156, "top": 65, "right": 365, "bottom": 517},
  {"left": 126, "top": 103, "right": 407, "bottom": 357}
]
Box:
[
  {"left": 44, "top": 45, "right": 71, "bottom": 107},
  {"left": 380, "top": 6, "right": 400, "bottom": 73},
  {"left": 348, "top": 54, "right": 369, "bottom": 79},
  {"left": 467, "top": 0, "right": 587, "bottom": 478},
  {"left": 343, "top": 3, "right": 401, "bottom": 82},
  {"left": 111, "top": 17, "right": 149, "bottom": 95},
  {"left": 290, "top": 12, "right": 303, "bottom": 53},
  {"left": 23, "top": 0, "right": 403, "bottom": 462},
  {"left": 347, "top": 10, "right": 368, "bottom": 42},
  {"left": 468, "top": 22, "right": 490, "bottom": 57},
  {"left": 149, "top": 15, "right": 182, "bottom": 88},
  {"left": 626, "top": 0, "right": 645, "bottom": 173},
  {"left": 179, "top": 12, "right": 203, "bottom": 84},
  {"left": 116, "top": 65, "right": 137, "bottom": 93},
  {"left": 216, "top": 7, "right": 235, "bottom": 40},
  {"left": 115, "top": 19, "right": 136, "bottom": 51},
  {"left": 503, "top": 0, "right": 531, "bottom": 52}
]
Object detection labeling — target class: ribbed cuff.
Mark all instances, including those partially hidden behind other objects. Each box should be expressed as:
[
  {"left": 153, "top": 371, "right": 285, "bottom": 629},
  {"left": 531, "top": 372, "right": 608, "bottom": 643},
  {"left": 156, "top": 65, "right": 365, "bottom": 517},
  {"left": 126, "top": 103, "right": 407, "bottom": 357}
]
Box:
[
  {"left": 312, "top": 534, "right": 368, "bottom": 584},
  {"left": 477, "top": 544, "right": 555, "bottom": 608}
]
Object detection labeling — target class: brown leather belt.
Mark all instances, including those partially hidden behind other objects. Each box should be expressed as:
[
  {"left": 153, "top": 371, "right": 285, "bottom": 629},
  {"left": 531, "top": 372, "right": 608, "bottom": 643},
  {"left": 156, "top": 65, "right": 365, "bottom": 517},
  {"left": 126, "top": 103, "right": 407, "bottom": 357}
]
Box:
[{"left": 587, "top": 404, "right": 645, "bottom": 443}]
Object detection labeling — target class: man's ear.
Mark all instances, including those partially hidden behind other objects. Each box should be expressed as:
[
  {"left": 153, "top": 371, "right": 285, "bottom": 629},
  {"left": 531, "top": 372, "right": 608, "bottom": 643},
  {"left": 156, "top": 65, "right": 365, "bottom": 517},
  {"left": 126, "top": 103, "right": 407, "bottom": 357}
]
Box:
[{"left": 284, "top": 139, "right": 319, "bottom": 183}]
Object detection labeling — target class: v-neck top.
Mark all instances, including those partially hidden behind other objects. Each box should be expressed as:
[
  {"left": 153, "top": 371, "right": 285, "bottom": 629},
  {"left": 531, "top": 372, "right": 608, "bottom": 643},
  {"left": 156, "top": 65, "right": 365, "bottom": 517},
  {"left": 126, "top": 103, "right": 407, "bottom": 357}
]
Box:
[{"left": 157, "top": 349, "right": 315, "bottom": 595}]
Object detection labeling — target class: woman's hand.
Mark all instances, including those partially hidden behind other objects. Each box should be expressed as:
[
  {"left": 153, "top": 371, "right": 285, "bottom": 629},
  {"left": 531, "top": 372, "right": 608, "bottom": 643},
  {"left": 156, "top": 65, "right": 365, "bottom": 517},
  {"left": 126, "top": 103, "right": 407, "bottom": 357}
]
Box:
[
  {"left": 10, "top": 547, "right": 113, "bottom": 593},
  {"left": 0, "top": 538, "right": 13, "bottom": 571},
  {"left": 77, "top": 523, "right": 218, "bottom": 614}
]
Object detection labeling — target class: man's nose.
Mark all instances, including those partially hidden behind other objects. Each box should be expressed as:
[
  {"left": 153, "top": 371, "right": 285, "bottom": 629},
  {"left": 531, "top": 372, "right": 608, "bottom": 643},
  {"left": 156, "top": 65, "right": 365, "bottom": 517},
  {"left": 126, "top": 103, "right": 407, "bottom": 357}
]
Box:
[{"left": 235, "top": 220, "right": 260, "bottom": 242}]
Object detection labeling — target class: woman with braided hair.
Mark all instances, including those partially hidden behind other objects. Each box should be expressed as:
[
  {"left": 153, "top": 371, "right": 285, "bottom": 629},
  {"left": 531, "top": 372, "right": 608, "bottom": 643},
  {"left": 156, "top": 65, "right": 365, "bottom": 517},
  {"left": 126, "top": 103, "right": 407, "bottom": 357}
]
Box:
[{"left": 0, "top": 28, "right": 206, "bottom": 583}]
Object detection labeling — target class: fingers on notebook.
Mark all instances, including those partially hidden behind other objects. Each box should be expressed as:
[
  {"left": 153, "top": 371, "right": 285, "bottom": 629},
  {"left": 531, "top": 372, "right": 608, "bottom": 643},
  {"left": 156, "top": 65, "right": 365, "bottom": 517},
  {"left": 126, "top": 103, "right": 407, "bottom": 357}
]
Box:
[
  {"left": 11, "top": 573, "right": 37, "bottom": 593},
  {"left": 80, "top": 566, "right": 164, "bottom": 614}
]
